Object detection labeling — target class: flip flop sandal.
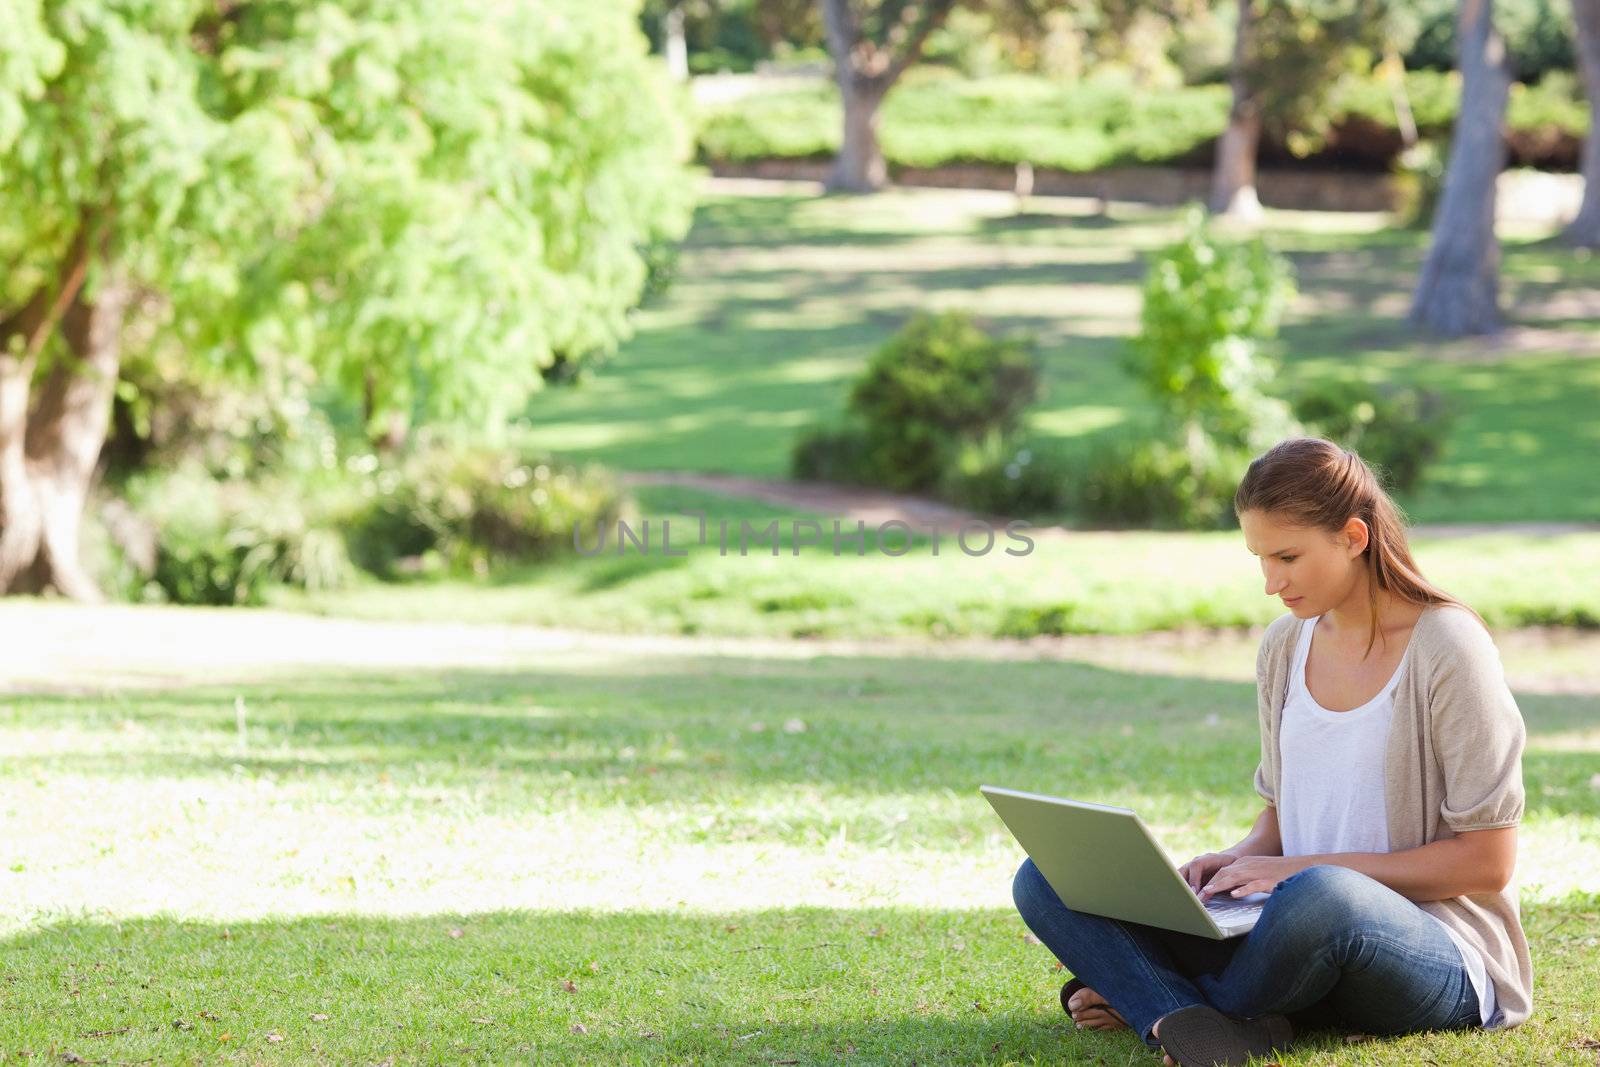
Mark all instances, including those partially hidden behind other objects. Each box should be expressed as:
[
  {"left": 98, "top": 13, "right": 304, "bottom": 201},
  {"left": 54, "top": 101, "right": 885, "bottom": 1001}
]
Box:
[
  {"left": 1156, "top": 1004, "right": 1293, "bottom": 1067},
  {"left": 1061, "top": 979, "right": 1129, "bottom": 1028},
  {"left": 1060, "top": 978, "right": 1087, "bottom": 1015}
]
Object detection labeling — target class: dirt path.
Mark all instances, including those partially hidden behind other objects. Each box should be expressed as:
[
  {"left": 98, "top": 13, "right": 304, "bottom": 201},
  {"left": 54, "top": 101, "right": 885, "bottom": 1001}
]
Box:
[
  {"left": 3, "top": 601, "right": 1596, "bottom": 696},
  {"left": 621, "top": 470, "right": 1600, "bottom": 539}
]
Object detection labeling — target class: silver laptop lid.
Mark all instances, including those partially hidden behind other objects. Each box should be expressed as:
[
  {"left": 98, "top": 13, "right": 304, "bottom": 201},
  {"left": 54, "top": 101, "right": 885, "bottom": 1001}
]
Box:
[{"left": 982, "top": 785, "right": 1234, "bottom": 939}]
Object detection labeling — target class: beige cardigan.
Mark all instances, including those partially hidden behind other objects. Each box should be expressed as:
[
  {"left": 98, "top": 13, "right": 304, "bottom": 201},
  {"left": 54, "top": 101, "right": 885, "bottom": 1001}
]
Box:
[{"left": 1252, "top": 603, "right": 1533, "bottom": 1027}]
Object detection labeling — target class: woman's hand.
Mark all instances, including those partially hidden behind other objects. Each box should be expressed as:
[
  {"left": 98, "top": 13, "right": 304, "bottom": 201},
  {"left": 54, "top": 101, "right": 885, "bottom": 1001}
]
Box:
[
  {"left": 1201, "top": 855, "right": 1310, "bottom": 899},
  {"left": 1178, "top": 851, "right": 1238, "bottom": 894}
]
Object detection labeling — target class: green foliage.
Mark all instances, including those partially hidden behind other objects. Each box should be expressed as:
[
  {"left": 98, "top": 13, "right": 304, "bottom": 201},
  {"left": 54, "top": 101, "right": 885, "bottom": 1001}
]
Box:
[
  {"left": 790, "top": 420, "right": 873, "bottom": 484},
  {"left": 790, "top": 314, "right": 1049, "bottom": 511},
  {"left": 698, "top": 75, "right": 1232, "bottom": 171},
  {"left": 697, "top": 69, "right": 1587, "bottom": 173},
  {"left": 1077, "top": 435, "right": 1252, "bottom": 530},
  {"left": 1125, "top": 208, "right": 1298, "bottom": 454},
  {"left": 844, "top": 311, "right": 1040, "bottom": 493},
  {"left": 1074, "top": 210, "right": 1301, "bottom": 531},
  {"left": 347, "top": 443, "right": 626, "bottom": 579},
  {"left": 126, "top": 464, "right": 357, "bottom": 607},
  {"left": 1404, "top": 0, "right": 1574, "bottom": 82},
  {"left": 2, "top": 0, "right": 695, "bottom": 437},
  {"left": 1291, "top": 379, "right": 1454, "bottom": 495},
  {"left": 937, "top": 436, "right": 1072, "bottom": 517},
  {"left": 1239, "top": 0, "right": 1405, "bottom": 156}
]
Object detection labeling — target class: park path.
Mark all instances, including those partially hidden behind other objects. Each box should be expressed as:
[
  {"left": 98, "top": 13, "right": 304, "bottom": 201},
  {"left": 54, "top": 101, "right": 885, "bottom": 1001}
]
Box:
[
  {"left": 3, "top": 600, "right": 1597, "bottom": 697},
  {"left": 620, "top": 470, "right": 1600, "bottom": 539}
]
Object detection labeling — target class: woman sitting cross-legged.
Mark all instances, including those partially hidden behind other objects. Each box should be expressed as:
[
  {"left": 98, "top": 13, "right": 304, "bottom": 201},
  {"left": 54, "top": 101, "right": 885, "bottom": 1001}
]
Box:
[{"left": 1013, "top": 438, "right": 1531, "bottom": 1067}]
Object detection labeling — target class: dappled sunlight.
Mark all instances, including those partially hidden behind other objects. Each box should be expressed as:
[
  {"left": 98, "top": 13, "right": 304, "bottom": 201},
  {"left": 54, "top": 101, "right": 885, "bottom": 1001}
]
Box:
[
  {"left": 509, "top": 186, "right": 1600, "bottom": 522},
  {"left": 5, "top": 612, "right": 1596, "bottom": 942}
]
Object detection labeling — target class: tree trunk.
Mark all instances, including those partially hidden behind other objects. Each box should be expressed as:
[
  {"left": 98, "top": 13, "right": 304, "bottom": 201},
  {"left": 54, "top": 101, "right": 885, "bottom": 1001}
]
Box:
[
  {"left": 0, "top": 352, "right": 44, "bottom": 590},
  {"left": 0, "top": 222, "right": 96, "bottom": 594},
  {"left": 664, "top": 3, "right": 689, "bottom": 83},
  {"left": 831, "top": 76, "right": 889, "bottom": 192},
  {"left": 1210, "top": 0, "right": 1263, "bottom": 219},
  {"left": 16, "top": 279, "right": 130, "bottom": 600},
  {"left": 1563, "top": 0, "right": 1600, "bottom": 245},
  {"left": 1410, "top": 0, "right": 1511, "bottom": 337},
  {"left": 818, "top": 0, "right": 955, "bottom": 194}
]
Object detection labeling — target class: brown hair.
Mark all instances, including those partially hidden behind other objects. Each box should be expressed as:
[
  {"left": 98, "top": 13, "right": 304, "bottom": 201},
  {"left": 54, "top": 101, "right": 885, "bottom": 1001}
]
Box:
[{"left": 1233, "top": 437, "right": 1483, "bottom": 657}]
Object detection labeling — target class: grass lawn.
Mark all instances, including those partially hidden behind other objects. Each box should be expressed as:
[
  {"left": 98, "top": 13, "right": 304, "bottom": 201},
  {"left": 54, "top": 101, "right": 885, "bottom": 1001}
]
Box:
[
  {"left": 513, "top": 182, "right": 1600, "bottom": 524},
  {"left": 2, "top": 609, "right": 1597, "bottom": 1064},
  {"left": 278, "top": 485, "right": 1600, "bottom": 640}
]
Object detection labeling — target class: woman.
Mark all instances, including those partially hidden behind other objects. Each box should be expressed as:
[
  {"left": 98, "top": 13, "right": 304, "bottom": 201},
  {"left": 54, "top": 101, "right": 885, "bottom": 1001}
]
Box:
[{"left": 1012, "top": 438, "right": 1532, "bottom": 1067}]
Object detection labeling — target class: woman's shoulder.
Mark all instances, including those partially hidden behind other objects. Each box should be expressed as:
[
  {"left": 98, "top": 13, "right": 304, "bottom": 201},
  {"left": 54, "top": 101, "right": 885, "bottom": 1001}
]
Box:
[
  {"left": 1255, "top": 611, "right": 1303, "bottom": 670},
  {"left": 1415, "top": 602, "right": 1495, "bottom": 653},
  {"left": 1411, "top": 602, "right": 1504, "bottom": 685}
]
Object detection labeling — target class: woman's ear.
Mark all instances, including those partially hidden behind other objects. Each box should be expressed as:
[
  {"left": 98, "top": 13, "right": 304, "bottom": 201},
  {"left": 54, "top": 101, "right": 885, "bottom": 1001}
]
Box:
[{"left": 1343, "top": 517, "right": 1370, "bottom": 557}]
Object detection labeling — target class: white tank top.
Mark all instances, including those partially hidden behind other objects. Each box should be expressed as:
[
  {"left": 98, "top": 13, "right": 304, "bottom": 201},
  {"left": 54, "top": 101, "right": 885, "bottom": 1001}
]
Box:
[{"left": 1279, "top": 615, "right": 1496, "bottom": 1026}]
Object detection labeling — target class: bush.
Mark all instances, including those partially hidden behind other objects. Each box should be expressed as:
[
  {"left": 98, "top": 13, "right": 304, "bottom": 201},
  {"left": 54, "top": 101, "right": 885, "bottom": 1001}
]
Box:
[
  {"left": 125, "top": 464, "right": 357, "bottom": 606},
  {"left": 1076, "top": 435, "right": 1251, "bottom": 530},
  {"left": 1290, "top": 379, "right": 1453, "bottom": 495},
  {"left": 845, "top": 311, "right": 1040, "bottom": 493},
  {"left": 938, "top": 436, "right": 1073, "bottom": 517},
  {"left": 1125, "top": 207, "right": 1298, "bottom": 454},
  {"left": 347, "top": 442, "right": 626, "bottom": 578},
  {"left": 697, "top": 69, "right": 1587, "bottom": 174},
  {"left": 790, "top": 421, "right": 874, "bottom": 484}
]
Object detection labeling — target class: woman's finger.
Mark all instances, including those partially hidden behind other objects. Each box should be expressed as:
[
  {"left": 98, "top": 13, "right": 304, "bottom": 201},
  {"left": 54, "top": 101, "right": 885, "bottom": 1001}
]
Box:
[{"left": 1202, "top": 866, "right": 1243, "bottom": 897}]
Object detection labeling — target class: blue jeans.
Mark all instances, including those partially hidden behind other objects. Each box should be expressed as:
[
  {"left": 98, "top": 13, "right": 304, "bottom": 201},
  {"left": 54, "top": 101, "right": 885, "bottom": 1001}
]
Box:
[{"left": 1012, "top": 860, "right": 1481, "bottom": 1048}]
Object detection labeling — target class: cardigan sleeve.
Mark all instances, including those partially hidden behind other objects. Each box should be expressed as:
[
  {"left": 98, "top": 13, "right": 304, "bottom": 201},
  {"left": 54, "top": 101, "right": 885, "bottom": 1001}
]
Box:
[
  {"left": 1253, "top": 620, "right": 1282, "bottom": 806},
  {"left": 1426, "top": 610, "right": 1527, "bottom": 832}
]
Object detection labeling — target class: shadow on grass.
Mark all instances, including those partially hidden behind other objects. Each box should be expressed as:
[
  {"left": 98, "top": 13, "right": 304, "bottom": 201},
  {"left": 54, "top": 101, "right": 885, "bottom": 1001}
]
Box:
[{"left": 4, "top": 899, "right": 1596, "bottom": 1065}]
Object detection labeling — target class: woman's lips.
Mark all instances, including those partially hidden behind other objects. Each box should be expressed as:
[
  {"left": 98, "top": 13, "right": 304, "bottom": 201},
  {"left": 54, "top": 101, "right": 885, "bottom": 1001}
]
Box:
[{"left": 1283, "top": 596, "right": 1304, "bottom": 606}]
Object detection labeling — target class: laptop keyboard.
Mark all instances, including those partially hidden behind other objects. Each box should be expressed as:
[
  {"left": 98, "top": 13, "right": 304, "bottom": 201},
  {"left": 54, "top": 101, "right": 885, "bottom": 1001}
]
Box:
[{"left": 1203, "top": 895, "right": 1265, "bottom": 919}]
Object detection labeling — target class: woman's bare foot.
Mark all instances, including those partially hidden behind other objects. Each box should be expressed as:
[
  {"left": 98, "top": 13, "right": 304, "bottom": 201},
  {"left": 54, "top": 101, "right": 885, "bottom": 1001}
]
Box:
[{"left": 1065, "top": 985, "right": 1129, "bottom": 1031}]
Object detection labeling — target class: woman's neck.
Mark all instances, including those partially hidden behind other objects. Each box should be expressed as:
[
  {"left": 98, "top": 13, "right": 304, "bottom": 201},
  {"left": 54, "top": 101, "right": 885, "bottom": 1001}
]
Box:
[{"left": 1321, "top": 583, "right": 1421, "bottom": 650}]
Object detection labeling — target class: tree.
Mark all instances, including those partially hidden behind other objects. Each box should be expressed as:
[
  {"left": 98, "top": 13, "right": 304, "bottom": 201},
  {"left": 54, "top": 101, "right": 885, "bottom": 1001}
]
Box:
[
  {"left": 1211, "top": 0, "right": 1264, "bottom": 217},
  {"left": 0, "top": 0, "right": 694, "bottom": 599},
  {"left": 817, "top": 0, "right": 960, "bottom": 191},
  {"left": 1410, "top": 0, "right": 1512, "bottom": 336},
  {"left": 1563, "top": 0, "right": 1600, "bottom": 245},
  {"left": 1209, "top": 0, "right": 1399, "bottom": 218}
]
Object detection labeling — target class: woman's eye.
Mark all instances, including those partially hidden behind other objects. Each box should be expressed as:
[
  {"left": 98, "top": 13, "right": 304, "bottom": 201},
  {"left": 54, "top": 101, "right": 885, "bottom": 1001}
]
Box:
[{"left": 1280, "top": 557, "right": 1296, "bottom": 563}]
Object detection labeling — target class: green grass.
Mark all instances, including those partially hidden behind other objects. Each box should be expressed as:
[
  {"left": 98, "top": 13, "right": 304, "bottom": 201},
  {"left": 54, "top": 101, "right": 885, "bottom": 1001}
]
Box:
[
  {"left": 277, "top": 484, "right": 1600, "bottom": 640},
  {"left": 513, "top": 184, "right": 1600, "bottom": 524},
  {"left": 2, "top": 624, "right": 1598, "bottom": 1063}
]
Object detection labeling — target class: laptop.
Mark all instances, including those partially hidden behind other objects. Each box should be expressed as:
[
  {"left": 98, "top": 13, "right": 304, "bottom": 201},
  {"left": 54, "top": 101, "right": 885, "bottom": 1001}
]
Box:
[{"left": 981, "top": 785, "right": 1266, "bottom": 939}]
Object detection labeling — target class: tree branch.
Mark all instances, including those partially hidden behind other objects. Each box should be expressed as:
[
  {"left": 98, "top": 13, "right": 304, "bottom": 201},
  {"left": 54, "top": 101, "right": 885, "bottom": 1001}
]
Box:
[
  {"left": 883, "top": 0, "right": 958, "bottom": 85},
  {"left": 0, "top": 211, "right": 96, "bottom": 362}
]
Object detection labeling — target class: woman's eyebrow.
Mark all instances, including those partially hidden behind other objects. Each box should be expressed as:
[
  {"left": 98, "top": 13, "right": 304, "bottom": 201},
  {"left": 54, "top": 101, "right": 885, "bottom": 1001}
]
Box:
[{"left": 1250, "top": 547, "right": 1299, "bottom": 557}]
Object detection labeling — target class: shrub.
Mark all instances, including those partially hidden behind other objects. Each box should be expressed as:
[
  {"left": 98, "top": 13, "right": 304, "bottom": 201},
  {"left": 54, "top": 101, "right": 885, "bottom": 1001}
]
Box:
[
  {"left": 347, "top": 442, "right": 626, "bottom": 578},
  {"left": 125, "top": 464, "right": 357, "bottom": 606},
  {"left": 1076, "top": 435, "right": 1251, "bottom": 530},
  {"left": 1126, "top": 207, "right": 1299, "bottom": 454},
  {"left": 790, "top": 421, "right": 874, "bottom": 484},
  {"left": 1290, "top": 379, "right": 1453, "bottom": 495},
  {"left": 696, "top": 69, "right": 1586, "bottom": 174},
  {"left": 938, "top": 436, "right": 1073, "bottom": 517},
  {"left": 846, "top": 311, "right": 1040, "bottom": 493}
]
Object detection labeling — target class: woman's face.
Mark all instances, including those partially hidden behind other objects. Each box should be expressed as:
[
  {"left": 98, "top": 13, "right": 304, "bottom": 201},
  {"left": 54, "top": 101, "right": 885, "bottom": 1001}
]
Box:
[{"left": 1239, "top": 508, "right": 1367, "bottom": 618}]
